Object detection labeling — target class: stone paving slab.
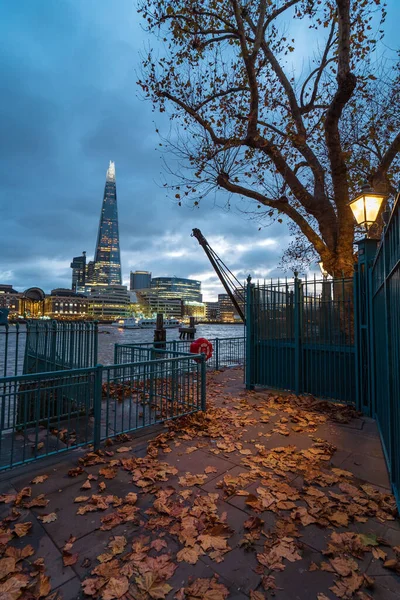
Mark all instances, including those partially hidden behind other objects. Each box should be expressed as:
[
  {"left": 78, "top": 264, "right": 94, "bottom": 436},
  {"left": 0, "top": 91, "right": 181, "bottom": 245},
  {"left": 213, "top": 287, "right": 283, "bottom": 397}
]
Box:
[{"left": 0, "top": 366, "right": 399, "bottom": 600}]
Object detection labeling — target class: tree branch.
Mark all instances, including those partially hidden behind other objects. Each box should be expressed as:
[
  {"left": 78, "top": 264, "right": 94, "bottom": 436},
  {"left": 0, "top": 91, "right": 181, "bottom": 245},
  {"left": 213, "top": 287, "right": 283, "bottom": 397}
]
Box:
[{"left": 216, "top": 172, "right": 329, "bottom": 256}]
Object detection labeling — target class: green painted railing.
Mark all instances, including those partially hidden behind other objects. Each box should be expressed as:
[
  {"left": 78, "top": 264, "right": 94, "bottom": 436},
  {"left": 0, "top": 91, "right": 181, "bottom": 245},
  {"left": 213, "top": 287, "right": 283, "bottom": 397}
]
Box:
[
  {"left": 0, "top": 321, "right": 98, "bottom": 378},
  {"left": 369, "top": 190, "right": 400, "bottom": 506},
  {"left": 114, "top": 337, "right": 245, "bottom": 371},
  {"left": 246, "top": 275, "right": 356, "bottom": 404},
  {"left": 0, "top": 351, "right": 205, "bottom": 472}
]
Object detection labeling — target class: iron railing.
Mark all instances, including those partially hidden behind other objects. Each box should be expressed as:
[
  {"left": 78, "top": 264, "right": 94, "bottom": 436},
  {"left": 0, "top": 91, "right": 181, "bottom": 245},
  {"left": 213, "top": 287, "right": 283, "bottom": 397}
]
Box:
[
  {"left": 0, "top": 352, "right": 205, "bottom": 471},
  {"left": 371, "top": 191, "right": 400, "bottom": 504},
  {"left": 246, "top": 275, "right": 356, "bottom": 403},
  {"left": 0, "top": 321, "right": 98, "bottom": 377},
  {"left": 114, "top": 337, "right": 245, "bottom": 371}
]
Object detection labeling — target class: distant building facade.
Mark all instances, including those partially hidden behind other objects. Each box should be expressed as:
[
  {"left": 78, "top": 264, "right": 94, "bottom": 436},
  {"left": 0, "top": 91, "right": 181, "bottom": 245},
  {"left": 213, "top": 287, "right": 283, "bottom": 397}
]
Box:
[
  {"left": 70, "top": 252, "right": 86, "bottom": 292},
  {"left": 130, "top": 270, "right": 152, "bottom": 291},
  {"left": 0, "top": 285, "right": 23, "bottom": 318},
  {"left": 135, "top": 290, "right": 182, "bottom": 318},
  {"left": 182, "top": 301, "right": 206, "bottom": 319},
  {"left": 205, "top": 301, "right": 219, "bottom": 322},
  {"left": 151, "top": 277, "right": 202, "bottom": 302},
  {"left": 87, "top": 285, "right": 130, "bottom": 321},
  {"left": 218, "top": 293, "right": 240, "bottom": 323},
  {"left": 45, "top": 289, "right": 88, "bottom": 318}
]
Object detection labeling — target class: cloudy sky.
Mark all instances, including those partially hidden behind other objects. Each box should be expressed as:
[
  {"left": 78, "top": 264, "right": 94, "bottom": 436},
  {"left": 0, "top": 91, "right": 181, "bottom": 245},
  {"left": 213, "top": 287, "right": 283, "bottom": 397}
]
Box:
[{"left": 1, "top": 1, "right": 399, "bottom": 301}]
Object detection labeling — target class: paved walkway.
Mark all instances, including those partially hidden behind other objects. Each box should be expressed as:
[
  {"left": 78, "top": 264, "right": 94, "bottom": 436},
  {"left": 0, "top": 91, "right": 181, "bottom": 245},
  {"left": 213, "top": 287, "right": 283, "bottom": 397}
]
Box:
[{"left": 1, "top": 368, "right": 399, "bottom": 599}]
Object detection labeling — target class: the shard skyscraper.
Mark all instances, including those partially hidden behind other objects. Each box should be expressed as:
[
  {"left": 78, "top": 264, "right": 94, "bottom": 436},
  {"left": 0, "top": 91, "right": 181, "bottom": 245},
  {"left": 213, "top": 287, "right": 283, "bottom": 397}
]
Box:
[{"left": 91, "top": 161, "right": 122, "bottom": 286}]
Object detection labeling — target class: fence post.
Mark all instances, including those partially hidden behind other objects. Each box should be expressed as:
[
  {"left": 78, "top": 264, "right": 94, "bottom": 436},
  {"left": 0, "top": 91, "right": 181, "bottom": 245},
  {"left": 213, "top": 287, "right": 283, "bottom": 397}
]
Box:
[
  {"left": 245, "top": 275, "right": 255, "bottom": 390},
  {"left": 92, "top": 321, "right": 98, "bottom": 366},
  {"left": 93, "top": 364, "right": 103, "bottom": 450},
  {"left": 200, "top": 354, "right": 206, "bottom": 411},
  {"left": 354, "top": 238, "right": 378, "bottom": 416},
  {"left": 215, "top": 338, "right": 219, "bottom": 370},
  {"left": 294, "top": 273, "right": 302, "bottom": 395}
]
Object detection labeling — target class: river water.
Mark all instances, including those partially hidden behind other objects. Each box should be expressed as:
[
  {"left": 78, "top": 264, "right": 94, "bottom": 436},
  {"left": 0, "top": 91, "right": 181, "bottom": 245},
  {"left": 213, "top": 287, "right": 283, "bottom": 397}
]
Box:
[
  {"left": 97, "top": 323, "right": 245, "bottom": 364},
  {"left": 0, "top": 323, "right": 245, "bottom": 376}
]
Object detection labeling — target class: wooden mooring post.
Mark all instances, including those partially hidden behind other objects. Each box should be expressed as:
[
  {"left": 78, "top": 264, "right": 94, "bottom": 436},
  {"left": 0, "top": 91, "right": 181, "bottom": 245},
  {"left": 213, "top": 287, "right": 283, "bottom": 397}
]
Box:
[
  {"left": 179, "top": 317, "right": 196, "bottom": 340},
  {"left": 154, "top": 313, "right": 166, "bottom": 350}
]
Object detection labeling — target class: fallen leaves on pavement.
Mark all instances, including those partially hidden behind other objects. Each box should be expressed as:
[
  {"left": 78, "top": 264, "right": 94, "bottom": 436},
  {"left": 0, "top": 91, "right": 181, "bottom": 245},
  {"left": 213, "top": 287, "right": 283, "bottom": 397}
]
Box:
[{"left": 0, "top": 371, "right": 399, "bottom": 599}]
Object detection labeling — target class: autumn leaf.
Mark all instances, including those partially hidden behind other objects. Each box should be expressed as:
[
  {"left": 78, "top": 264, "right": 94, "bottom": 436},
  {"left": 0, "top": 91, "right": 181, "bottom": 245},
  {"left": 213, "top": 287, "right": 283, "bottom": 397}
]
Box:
[
  {"left": 204, "top": 466, "right": 217, "bottom": 474},
  {"left": 178, "top": 473, "right": 207, "bottom": 486},
  {"left": 31, "top": 475, "right": 49, "bottom": 485},
  {"left": 116, "top": 446, "right": 132, "bottom": 453},
  {"left": 136, "top": 572, "right": 172, "bottom": 599},
  {"left": 35, "top": 573, "right": 51, "bottom": 598},
  {"left": 38, "top": 513, "right": 57, "bottom": 523},
  {"left": 81, "top": 480, "right": 92, "bottom": 490},
  {"left": 329, "top": 556, "right": 358, "bottom": 577},
  {"left": 108, "top": 536, "right": 127, "bottom": 555},
  {"left": 98, "top": 482, "right": 107, "bottom": 492},
  {"left": 372, "top": 547, "right": 387, "bottom": 560},
  {"left": 177, "top": 546, "right": 203, "bottom": 564},
  {"left": 358, "top": 533, "right": 379, "bottom": 547},
  {"left": 5, "top": 545, "right": 34, "bottom": 562},
  {"left": 24, "top": 494, "right": 49, "bottom": 508},
  {"left": 68, "top": 467, "right": 83, "bottom": 477},
  {"left": 250, "top": 592, "right": 266, "bottom": 600},
  {"left": 0, "top": 556, "right": 16, "bottom": 579},
  {"left": 63, "top": 551, "right": 79, "bottom": 566},
  {"left": 329, "top": 511, "right": 349, "bottom": 527},
  {"left": 74, "top": 496, "right": 90, "bottom": 503},
  {"left": 151, "top": 539, "right": 167, "bottom": 551},
  {"left": 101, "top": 576, "right": 129, "bottom": 599},
  {"left": 13, "top": 522, "right": 32, "bottom": 537},
  {"left": 99, "top": 467, "right": 118, "bottom": 480},
  {"left": 0, "top": 574, "right": 29, "bottom": 599}
]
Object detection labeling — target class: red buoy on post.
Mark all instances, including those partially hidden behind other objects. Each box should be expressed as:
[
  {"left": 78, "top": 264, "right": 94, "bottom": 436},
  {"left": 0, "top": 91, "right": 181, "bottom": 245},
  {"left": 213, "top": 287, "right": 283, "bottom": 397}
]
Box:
[{"left": 190, "top": 338, "right": 213, "bottom": 362}]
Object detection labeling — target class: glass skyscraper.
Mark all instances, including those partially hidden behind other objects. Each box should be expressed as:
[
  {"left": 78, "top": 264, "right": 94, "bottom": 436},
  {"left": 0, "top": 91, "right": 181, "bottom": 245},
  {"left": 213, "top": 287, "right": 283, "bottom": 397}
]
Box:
[{"left": 91, "top": 161, "right": 122, "bottom": 286}]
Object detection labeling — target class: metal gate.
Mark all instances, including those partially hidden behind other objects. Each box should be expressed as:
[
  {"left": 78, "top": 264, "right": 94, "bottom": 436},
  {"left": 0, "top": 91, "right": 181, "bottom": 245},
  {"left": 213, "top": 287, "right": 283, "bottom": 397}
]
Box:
[{"left": 246, "top": 275, "right": 356, "bottom": 404}]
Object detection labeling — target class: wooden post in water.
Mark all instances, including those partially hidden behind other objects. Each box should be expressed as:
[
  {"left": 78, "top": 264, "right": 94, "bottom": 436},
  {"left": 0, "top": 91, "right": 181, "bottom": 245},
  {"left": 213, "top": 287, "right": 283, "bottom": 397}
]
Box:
[
  {"left": 154, "top": 313, "right": 166, "bottom": 349},
  {"left": 179, "top": 316, "right": 196, "bottom": 340}
]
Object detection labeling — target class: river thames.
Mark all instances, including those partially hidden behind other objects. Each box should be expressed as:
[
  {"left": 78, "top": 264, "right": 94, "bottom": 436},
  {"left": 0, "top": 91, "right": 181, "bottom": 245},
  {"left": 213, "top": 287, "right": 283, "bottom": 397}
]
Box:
[{"left": 97, "top": 323, "right": 245, "bottom": 364}]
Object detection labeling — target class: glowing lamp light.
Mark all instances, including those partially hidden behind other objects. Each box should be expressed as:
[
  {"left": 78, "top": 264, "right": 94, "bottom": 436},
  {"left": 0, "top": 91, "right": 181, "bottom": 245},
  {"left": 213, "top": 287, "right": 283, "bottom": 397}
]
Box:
[{"left": 348, "top": 183, "right": 386, "bottom": 234}]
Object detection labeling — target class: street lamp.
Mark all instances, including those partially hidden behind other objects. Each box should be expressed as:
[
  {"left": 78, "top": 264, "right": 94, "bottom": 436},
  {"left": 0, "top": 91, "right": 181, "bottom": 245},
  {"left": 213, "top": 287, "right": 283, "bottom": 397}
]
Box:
[{"left": 348, "top": 183, "right": 386, "bottom": 236}]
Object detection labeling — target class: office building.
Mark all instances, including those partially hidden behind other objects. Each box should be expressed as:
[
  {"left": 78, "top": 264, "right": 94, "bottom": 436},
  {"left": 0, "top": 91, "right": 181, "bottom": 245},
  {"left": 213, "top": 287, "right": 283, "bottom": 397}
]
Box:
[
  {"left": 205, "top": 301, "right": 219, "bottom": 322},
  {"left": 45, "top": 289, "right": 88, "bottom": 319},
  {"left": 182, "top": 301, "right": 206, "bottom": 319},
  {"left": 0, "top": 285, "right": 23, "bottom": 319},
  {"left": 87, "top": 285, "right": 130, "bottom": 321},
  {"left": 218, "top": 293, "right": 240, "bottom": 323},
  {"left": 130, "top": 270, "right": 152, "bottom": 291},
  {"left": 151, "top": 277, "right": 202, "bottom": 302},
  {"left": 136, "top": 290, "right": 182, "bottom": 318},
  {"left": 90, "top": 161, "right": 122, "bottom": 286},
  {"left": 70, "top": 252, "right": 86, "bottom": 292}
]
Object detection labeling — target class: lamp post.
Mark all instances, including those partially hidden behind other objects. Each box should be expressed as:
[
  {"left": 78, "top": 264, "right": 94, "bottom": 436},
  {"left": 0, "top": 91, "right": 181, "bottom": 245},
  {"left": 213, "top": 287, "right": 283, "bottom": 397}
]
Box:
[
  {"left": 347, "top": 182, "right": 386, "bottom": 237},
  {"left": 350, "top": 183, "right": 386, "bottom": 415}
]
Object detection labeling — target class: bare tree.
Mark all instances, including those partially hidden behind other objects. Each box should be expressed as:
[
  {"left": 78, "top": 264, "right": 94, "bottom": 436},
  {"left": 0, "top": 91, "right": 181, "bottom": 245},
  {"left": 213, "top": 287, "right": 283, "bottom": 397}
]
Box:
[{"left": 138, "top": 0, "right": 400, "bottom": 275}]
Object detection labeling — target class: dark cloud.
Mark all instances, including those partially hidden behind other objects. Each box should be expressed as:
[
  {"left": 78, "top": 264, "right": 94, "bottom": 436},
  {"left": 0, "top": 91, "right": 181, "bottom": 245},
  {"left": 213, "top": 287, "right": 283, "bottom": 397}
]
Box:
[{"left": 2, "top": 1, "right": 398, "bottom": 300}]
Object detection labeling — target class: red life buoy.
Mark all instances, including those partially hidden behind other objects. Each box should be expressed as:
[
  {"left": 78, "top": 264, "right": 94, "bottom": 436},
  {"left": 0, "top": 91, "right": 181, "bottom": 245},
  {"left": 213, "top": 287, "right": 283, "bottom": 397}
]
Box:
[{"left": 190, "top": 337, "right": 213, "bottom": 362}]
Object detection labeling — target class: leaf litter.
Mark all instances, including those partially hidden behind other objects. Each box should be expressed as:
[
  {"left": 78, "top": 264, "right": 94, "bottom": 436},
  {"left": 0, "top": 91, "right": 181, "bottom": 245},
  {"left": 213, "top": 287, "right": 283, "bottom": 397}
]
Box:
[{"left": 0, "top": 373, "right": 398, "bottom": 598}]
